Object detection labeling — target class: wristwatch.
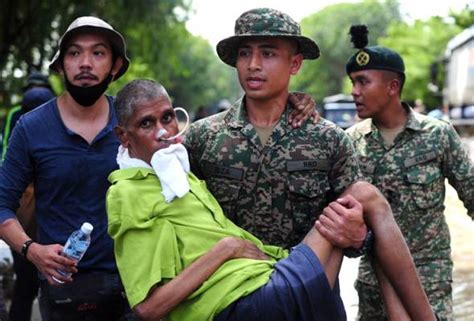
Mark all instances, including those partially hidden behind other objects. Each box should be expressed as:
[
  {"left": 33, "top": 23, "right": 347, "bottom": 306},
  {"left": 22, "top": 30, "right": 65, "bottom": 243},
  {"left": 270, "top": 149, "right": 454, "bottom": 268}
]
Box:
[
  {"left": 343, "top": 229, "right": 374, "bottom": 258},
  {"left": 21, "top": 239, "right": 35, "bottom": 259}
]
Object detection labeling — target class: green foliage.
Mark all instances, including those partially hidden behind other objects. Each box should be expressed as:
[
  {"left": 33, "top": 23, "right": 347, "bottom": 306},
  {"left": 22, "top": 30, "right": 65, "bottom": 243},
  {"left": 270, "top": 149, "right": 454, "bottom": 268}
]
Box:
[
  {"left": 2, "top": 0, "right": 467, "bottom": 119},
  {"left": 165, "top": 34, "right": 240, "bottom": 110},
  {"left": 449, "top": 4, "right": 474, "bottom": 29},
  {"left": 0, "top": 1, "right": 61, "bottom": 104},
  {"left": 0, "top": 0, "right": 239, "bottom": 116},
  {"left": 293, "top": 0, "right": 401, "bottom": 102},
  {"left": 379, "top": 17, "right": 461, "bottom": 108},
  {"left": 0, "top": 0, "right": 187, "bottom": 104}
]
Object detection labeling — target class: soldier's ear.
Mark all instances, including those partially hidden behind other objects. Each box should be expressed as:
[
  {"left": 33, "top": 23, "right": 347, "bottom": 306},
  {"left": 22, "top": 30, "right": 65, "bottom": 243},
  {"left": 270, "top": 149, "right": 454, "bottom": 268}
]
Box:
[
  {"left": 388, "top": 78, "right": 401, "bottom": 97},
  {"left": 290, "top": 54, "right": 303, "bottom": 75}
]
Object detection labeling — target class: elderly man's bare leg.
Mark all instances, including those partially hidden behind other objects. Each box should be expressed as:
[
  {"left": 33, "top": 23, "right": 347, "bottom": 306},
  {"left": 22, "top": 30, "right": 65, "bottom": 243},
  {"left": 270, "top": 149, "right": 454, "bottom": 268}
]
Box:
[{"left": 343, "top": 182, "right": 435, "bottom": 321}]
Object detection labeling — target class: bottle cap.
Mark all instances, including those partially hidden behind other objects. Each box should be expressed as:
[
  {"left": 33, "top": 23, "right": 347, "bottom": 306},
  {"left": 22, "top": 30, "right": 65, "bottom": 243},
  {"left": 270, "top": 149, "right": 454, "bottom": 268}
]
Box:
[{"left": 81, "top": 222, "right": 94, "bottom": 234}]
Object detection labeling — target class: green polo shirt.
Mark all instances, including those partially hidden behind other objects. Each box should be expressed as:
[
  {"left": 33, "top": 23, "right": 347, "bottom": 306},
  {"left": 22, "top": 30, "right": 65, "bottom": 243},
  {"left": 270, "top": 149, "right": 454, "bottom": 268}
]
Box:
[{"left": 106, "top": 168, "right": 288, "bottom": 321}]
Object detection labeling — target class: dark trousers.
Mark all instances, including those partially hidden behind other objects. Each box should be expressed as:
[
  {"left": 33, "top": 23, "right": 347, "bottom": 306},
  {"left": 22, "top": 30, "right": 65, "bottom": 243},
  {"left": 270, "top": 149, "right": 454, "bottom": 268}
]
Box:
[
  {"left": 0, "top": 282, "right": 9, "bottom": 321},
  {"left": 9, "top": 251, "right": 39, "bottom": 321},
  {"left": 39, "top": 272, "right": 136, "bottom": 321}
]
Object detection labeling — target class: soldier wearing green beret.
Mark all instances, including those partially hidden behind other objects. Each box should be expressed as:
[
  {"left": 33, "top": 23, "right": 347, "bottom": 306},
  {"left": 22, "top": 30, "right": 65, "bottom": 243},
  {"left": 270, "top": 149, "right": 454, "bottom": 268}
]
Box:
[
  {"left": 184, "top": 8, "right": 437, "bottom": 320},
  {"left": 345, "top": 25, "right": 474, "bottom": 321}
]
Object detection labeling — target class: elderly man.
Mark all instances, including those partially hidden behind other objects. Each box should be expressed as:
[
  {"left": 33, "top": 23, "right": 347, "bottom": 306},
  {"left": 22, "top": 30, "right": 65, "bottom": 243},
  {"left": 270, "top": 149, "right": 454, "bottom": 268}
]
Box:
[
  {"left": 0, "top": 16, "right": 134, "bottom": 321},
  {"left": 107, "top": 78, "right": 437, "bottom": 321}
]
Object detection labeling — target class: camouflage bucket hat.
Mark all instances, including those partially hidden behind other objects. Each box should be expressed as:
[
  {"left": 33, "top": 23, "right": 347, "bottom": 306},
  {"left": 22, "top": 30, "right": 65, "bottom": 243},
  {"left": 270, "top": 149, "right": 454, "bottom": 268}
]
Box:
[
  {"left": 217, "top": 8, "right": 320, "bottom": 67},
  {"left": 49, "top": 16, "right": 130, "bottom": 80}
]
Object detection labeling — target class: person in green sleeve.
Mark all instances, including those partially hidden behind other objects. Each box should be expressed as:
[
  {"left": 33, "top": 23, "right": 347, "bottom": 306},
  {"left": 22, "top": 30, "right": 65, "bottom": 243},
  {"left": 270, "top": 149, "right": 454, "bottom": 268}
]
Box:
[
  {"left": 1, "top": 72, "right": 54, "bottom": 161},
  {"left": 0, "top": 72, "right": 55, "bottom": 321},
  {"left": 106, "top": 79, "right": 437, "bottom": 321}
]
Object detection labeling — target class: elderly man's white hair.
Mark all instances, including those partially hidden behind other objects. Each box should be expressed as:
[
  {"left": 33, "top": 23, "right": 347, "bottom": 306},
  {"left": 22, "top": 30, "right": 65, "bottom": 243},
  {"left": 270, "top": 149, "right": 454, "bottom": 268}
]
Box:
[{"left": 114, "top": 79, "right": 169, "bottom": 127}]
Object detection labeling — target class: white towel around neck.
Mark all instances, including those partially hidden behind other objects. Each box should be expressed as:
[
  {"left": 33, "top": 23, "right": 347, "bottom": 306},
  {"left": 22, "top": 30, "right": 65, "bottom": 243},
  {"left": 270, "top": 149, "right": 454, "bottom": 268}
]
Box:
[{"left": 116, "top": 144, "right": 190, "bottom": 202}]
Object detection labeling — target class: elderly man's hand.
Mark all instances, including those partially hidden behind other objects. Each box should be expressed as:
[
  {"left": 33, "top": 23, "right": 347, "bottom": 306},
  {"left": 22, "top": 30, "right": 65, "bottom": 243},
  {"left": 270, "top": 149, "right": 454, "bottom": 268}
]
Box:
[
  {"left": 216, "top": 237, "right": 269, "bottom": 261},
  {"left": 315, "top": 194, "right": 368, "bottom": 249},
  {"left": 288, "top": 92, "right": 319, "bottom": 127}
]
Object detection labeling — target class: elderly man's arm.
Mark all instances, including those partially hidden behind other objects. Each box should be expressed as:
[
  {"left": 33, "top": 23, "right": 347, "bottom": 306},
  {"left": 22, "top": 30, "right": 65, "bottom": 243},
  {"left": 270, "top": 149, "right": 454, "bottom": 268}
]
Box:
[
  {"left": 133, "top": 237, "right": 268, "bottom": 321},
  {"left": 288, "top": 92, "right": 319, "bottom": 127},
  {"left": 318, "top": 181, "right": 435, "bottom": 321}
]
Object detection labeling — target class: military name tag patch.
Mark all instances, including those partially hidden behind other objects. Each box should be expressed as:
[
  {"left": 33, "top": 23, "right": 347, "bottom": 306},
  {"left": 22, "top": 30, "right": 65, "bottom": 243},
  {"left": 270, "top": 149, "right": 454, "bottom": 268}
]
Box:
[
  {"left": 286, "top": 159, "right": 329, "bottom": 172},
  {"left": 207, "top": 164, "right": 244, "bottom": 180},
  {"left": 404, "top": 151, "right": 437, "bottom": 168}
]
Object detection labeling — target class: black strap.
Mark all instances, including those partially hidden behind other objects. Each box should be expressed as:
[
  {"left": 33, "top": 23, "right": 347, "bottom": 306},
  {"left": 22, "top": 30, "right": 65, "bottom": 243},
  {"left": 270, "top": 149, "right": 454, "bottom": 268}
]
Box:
[{"left": 21, "top": 239, "right": 35, "bottom": 259}]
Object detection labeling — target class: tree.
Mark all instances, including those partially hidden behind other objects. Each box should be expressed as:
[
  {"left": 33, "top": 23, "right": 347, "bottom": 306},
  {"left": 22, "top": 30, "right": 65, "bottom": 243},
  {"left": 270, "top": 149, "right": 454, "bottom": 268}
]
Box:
[
  {"left": 0, "top": 1, "right": 63, "bottom": 105},
  {"left": 0, "top": 0, "right": 240, "bottom": 126},
  {"left": 449, "top": 4, "right": 474, "bottom": 29},
  {"left": 165, "top": 33, "right": 240, "bottom": 110},
  {"left": 293, "top": 0, "right": 401, "bottom": 102},
  {"left": 379, "top": 17, "right": 461, "bottom": 108},
  {"left": 0, "top": 0, "right": 189, "bottom": 107}
]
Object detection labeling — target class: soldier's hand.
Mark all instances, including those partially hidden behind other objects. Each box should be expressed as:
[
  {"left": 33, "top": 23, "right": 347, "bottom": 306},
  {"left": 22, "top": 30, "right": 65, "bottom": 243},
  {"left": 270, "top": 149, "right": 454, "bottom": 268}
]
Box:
[
  {"left": 315, "top": 194, "right": 367, "bottom": 249},
  {"left": 26, "top": 242, "right": 77, "bottom": 286},
  {"left": 288, "top": 92, "right": 319, "bottom": 128}
]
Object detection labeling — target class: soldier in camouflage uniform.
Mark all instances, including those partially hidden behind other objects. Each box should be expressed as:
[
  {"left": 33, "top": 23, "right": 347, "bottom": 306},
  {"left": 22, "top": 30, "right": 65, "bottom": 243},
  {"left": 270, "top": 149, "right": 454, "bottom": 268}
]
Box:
[
  {"left": 344, "top": 25, "right": 474, "bottom": 321},
  {"left": 185, "top": 7, "right": 364, "bottom": 250},
  {"left": 185, "top": 8, "right": 438, "bottom": 320}
]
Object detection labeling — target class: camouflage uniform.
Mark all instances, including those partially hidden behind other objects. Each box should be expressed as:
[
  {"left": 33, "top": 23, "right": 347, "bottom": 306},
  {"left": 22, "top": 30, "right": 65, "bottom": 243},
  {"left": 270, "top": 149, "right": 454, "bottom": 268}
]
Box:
[
  {"left": 184, "top": 98, "right": 363, "bottom": 248},
  {"left": 346, "top": 105, "right": 474, "bottom": 321},
  {"left": 186, "top": 8, "right": 363, "bottom": 249}
]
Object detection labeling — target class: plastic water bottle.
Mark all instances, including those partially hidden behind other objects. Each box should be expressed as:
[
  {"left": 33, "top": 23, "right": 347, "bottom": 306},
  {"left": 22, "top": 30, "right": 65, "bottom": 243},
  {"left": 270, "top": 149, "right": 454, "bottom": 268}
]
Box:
[{"left": 53, "top": 222, "right": 93, "bottom": 283}]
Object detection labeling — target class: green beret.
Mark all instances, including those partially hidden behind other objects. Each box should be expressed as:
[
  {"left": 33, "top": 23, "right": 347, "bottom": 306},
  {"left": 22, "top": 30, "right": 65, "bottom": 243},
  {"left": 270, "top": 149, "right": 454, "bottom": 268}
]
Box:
[{"left": 345, "top": 45, "right": 405, "bottom": 76}]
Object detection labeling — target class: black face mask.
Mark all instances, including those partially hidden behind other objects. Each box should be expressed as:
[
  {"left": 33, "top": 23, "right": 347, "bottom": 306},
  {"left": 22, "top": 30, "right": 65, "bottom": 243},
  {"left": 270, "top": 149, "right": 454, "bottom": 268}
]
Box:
[{"left": 64, "top": 74, "right": 113, "bottom": 107}]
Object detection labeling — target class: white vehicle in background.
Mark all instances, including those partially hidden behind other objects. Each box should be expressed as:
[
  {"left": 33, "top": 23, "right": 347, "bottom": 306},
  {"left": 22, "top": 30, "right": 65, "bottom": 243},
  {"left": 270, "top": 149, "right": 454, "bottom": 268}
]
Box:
[{"left": 443, "top": 26, "right": 474, "bottom": 135}]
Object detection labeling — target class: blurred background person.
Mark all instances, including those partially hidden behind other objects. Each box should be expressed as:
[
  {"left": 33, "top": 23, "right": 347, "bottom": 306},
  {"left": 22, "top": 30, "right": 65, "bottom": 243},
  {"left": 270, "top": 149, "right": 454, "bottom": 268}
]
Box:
[
  {"left": 2, "top": 71, "right": 54, "bottom": 321},
  {"left": 193, "top": 105, "right": 208, "bottom": 122},
  {"left": 427, "top": 104, "right": 450, "bottom": 121},
  {"left": 216, "top": 98, "right": 231, "bottom": 113},
  {"left": 1, "top": 72, "right": 55, "bottom": 160},
  {"left": 413, "top": 98, "right": 426, "bottom": 114}
]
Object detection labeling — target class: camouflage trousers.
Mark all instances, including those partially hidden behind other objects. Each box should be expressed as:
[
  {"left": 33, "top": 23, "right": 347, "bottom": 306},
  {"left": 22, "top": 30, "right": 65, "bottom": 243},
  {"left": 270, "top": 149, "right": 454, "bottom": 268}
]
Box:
[{"left": 355, "top": 280, "right": 453, "bottom": 321}]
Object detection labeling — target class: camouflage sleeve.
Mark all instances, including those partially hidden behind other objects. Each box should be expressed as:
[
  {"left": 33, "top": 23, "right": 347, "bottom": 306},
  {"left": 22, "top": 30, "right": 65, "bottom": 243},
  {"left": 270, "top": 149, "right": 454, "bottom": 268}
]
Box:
[
  {"left": 328, "top": 128, "right": 364, "bottom": 194},
  {"left": 344, "top": 127, "right": 372, "bottom": 183},
  {"left": 183, "top": 119, "right": 208, "bottom": 179},
  {"left": 442, "top": 123, "right": 474, "bottom": 218}
]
